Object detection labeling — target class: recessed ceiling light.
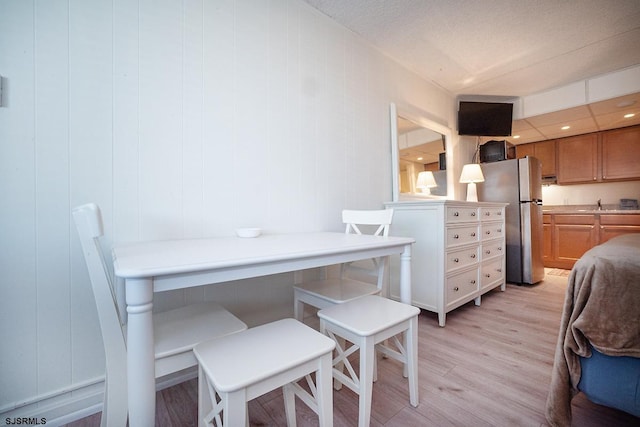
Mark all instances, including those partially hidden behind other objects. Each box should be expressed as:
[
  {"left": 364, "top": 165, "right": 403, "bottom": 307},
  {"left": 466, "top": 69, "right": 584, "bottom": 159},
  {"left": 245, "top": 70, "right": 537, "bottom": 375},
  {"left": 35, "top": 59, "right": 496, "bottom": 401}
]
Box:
[
  {"left": 417, "top": 157, "right": 423, "bottom": 161},
  {"left": 561, "top": 125, "right": 571, "bottom": 130},
  {"left": 624, "top": 113, "right": 635, "bottom": 119},
  {"left": 513, "top": 135, "right": 520, "bottom": 139}
]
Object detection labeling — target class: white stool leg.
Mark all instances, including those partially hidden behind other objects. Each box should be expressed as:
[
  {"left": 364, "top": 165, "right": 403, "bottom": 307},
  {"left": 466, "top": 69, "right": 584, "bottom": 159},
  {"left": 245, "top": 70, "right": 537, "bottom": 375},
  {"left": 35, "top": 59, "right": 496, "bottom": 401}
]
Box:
[
  {"left": 316, "top": 353, "right": 334, "bottom": 427},
  {"left": 224, "top": 389, "right": 247, "bottom": 427},
  {"left": 198, "top": 366, "right": 213, "bottom": 427},
  {"left": 294, "top": 294, "right": 305, "bottom": 322},
  {"left": 408, "top": 316, "right": 419, "bottom": 407},
  {"left": 283, "top": 384, "right": 297, "bottom": 427},
  {"left": 358, "top": 336, "right": 376, "bottom": 427},
  {"left": 321, "top": 319, "right": 344, "bottom": 391}
]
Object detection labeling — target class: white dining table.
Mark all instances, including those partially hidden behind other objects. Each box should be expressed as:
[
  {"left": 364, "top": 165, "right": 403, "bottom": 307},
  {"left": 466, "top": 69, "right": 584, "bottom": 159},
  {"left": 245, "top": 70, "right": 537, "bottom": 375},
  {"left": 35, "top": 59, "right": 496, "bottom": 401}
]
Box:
[{"left": 112, "top": 231, "right": 415, "bottom": 426}]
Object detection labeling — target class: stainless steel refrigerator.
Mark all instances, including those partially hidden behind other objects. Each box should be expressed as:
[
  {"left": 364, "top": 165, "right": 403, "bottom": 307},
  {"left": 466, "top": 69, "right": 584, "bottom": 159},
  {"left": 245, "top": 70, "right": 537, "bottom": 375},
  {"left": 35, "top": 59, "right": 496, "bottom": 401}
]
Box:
[{"left": 477, "top": 157, "right": 545, "bottom": 284}]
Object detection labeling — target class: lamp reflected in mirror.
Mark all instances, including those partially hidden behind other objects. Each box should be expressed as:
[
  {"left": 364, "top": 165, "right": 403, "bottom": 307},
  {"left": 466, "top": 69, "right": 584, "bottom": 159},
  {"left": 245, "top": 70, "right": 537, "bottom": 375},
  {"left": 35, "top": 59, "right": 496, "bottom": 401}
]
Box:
[
  {"left": 459, "top": 164, "right": 485, "bottom": 202},
  {"left": 416, "top": 171, "right": 437, "bottom": 195}
]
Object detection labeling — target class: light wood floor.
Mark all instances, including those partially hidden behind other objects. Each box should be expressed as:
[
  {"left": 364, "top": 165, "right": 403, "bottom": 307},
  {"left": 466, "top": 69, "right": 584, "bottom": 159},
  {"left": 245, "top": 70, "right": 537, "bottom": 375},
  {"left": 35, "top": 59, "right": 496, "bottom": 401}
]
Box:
[{"left": 65, "top": 271, "right": 639, "bottom": 426}]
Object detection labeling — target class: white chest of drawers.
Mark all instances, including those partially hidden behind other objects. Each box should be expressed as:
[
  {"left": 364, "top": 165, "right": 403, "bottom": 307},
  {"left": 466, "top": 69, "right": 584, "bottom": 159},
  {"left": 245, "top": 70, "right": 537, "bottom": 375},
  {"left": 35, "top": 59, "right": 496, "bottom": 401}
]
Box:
[{"left": 384, "top": 200, "right": 507, "bottom": 326}]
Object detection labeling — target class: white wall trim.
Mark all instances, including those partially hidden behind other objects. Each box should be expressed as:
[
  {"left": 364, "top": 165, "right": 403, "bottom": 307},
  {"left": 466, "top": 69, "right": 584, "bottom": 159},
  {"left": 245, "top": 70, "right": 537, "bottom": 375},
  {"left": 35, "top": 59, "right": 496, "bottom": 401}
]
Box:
[{"left": 0, "top": 370, "right": 197, "bottom": 426}]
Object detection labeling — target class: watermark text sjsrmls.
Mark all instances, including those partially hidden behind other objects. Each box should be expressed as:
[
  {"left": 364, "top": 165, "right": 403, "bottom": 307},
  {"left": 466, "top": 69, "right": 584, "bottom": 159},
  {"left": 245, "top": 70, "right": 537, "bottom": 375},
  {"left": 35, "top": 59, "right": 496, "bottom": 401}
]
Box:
[{"left": 5, "top": 418, "right": 47, "bottom": 425}]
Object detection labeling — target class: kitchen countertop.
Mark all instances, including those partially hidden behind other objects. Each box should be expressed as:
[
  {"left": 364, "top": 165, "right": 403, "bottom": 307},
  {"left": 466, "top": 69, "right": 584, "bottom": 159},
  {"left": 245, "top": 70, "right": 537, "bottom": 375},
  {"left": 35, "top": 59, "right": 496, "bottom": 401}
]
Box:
[{"left": 543, "top": 205, "right": 640, "bottom": 214}]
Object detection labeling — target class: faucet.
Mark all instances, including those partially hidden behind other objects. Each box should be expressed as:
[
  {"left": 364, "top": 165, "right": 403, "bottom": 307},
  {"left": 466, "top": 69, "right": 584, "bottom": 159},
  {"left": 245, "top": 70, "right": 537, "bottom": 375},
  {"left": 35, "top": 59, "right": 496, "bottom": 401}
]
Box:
[{"left": 597, "top": 199, "right": 602, "bottom": 210}]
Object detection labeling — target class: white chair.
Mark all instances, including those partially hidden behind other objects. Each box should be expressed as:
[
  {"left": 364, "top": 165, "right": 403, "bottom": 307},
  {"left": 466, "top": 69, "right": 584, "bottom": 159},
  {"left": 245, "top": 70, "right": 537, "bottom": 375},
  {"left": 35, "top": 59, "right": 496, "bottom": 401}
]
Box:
[
  {"left": 72, "top": 203, "right": 248, "bottom": 427},
  {"left": 293, "top": 209, "right": 394, "bottom": 322},
  {"left": 318, "top": 295, "right": 420, "bottom": 427},
  {"left": 193, "top": 318, "right": 336, "bottom": 427}
]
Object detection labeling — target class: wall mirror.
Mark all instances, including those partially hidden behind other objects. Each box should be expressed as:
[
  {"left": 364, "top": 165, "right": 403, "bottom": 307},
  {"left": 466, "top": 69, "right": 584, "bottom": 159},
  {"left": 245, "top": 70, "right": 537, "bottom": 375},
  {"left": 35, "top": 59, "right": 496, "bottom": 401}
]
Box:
[{"left": 390, "top": 103, "right": 453, "bottom": 201}]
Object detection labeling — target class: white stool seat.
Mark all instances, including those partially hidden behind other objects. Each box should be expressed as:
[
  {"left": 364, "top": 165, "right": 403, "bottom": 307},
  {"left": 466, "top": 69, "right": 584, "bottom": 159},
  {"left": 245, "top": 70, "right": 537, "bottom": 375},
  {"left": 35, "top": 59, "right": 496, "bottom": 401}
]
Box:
[
  {"left": 294, "top": 209, "right": 393, "bottom": 323},
  {"left": 193, "top": 318, "right": 336, "bottom": 426},
  {"left": 152, "top": 302, "right": 248, "bottom": 377},
  {"left": 318, "top": 296, "right": 420, "bottom": 427},
  {"left": 295, "top": 278, "right": 380, "bottom": 307}
]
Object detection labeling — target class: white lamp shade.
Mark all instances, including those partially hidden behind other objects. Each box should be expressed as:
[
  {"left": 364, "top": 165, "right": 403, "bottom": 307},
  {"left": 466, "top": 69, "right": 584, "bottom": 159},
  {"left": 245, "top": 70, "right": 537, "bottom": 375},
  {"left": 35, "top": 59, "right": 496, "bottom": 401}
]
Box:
[
  {"left": 416, "top": 171, "right": 437, "bottom": 188},
  {"left": 459, "top": 164, "right": 485, "bottom": 183}
]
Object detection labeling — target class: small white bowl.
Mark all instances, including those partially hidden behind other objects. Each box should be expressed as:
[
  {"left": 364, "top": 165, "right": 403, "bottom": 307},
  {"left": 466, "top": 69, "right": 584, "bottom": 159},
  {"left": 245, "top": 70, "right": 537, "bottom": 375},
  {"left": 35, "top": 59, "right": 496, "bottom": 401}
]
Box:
[{"left": 235, "top": 227, "right": 262, "bottom": 238}]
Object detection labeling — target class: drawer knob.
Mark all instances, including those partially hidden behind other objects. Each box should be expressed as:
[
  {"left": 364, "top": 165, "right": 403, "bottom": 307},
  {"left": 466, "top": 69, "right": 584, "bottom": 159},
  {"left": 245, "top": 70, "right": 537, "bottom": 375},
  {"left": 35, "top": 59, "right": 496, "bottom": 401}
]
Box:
[
  {"left": 498, "top": 212, "right": 502, "bottom": 215},
  {"left": 485, "top": 230, "right": 491, "bottom": 235},
  {"left": 454, "top": 212, "right": 459, "bottom": 217},
  {"left": 486, "top": 250, "right": 491, "bottom": 255},
  {"left": 470, "top": 280, "right": 476, "bottom": 284},
  {"left": 453, "top": 286, "right": 459, "bottom": 292},
  {"left": 470, "top": 254, "right": 476, "bottom": 259},
  {"left": 498, "top": 247, "right": 502, "bottom": 251},
  {"left": 454, "top": 234, "right": 459, "bottom": 239},
  {"left": 471, "top": 212, "right": 476, "bottom": 217},
  {"left": 453, "top": 258, "right": 459, "bottom": 263},
  {"left": 485, "top": 212, "right": 490, "bottom": 216},
  {"left": 485, "top": 273, "right": 491, "bottom": 278},
  {"left": 497, "top": 268, "right": 502, "bottom": 272},
  {"left": 471, "top": 232, "right": 476, "bottom": 237},
  {"left": 498, "top": 228, "right": 502, "bottom": 232}
]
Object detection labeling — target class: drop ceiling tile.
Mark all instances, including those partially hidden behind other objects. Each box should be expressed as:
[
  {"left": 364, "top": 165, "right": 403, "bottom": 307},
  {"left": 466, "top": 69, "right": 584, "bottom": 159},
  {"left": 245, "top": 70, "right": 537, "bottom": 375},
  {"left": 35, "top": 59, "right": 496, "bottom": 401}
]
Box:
[
  {"left": 536, "top": 116, "right": 599, "bottom": 139},
  {"left": 525, "top": 105, "right": 592, "bottom": 127}
]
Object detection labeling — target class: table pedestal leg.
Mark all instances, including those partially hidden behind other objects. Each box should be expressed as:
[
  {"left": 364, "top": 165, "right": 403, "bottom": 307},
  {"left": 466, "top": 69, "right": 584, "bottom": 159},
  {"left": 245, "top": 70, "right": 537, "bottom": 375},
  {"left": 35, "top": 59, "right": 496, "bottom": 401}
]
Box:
[
  {"left": 400, "top": 244, "right": 412, "bottom": 304},
  {"left": 126, "top": 278, "right": 155, "bottom": 427}
]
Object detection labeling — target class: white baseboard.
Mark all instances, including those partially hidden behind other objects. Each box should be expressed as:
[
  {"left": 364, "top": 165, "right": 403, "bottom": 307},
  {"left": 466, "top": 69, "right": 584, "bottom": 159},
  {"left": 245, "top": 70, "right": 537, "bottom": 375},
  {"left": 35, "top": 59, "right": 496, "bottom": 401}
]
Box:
[{"left": 0, "top": 369, "right": 198, "bottom": 426}]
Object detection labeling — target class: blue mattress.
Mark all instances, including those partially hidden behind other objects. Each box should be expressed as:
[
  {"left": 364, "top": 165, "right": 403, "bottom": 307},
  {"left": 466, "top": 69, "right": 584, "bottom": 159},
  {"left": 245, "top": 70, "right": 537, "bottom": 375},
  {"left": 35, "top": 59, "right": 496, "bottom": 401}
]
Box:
[{"left": 578, "top": 347, "right": 640, "bottom": 417}]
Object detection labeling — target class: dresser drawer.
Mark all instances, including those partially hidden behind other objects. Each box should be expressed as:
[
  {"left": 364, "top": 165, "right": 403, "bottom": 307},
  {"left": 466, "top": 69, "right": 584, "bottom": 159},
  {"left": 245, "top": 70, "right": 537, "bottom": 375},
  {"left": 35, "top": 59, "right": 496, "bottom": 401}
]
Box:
[
  {"left": 480, "top": 207, "right": 504, "bottom": 221},
  {"left": 481, "top": 259, "right": 504, "bottom": 290},
  {"left": 446, "top": 269, "right": 478, "bottom": 305},
  {"left": 446, "top": 206, "right": 479, "bottom": 223},
  {"left": 481, "top": 240, "right": 504, "bottom": 260},
  {"left": 446, "top": 225, "right": 479, "bottom": 247},
  {"left": 480, "top": 222, "right": 504, "bottom": 241},
  {"left": 446, "top": 246, "right": 479, "bottom": 272}
]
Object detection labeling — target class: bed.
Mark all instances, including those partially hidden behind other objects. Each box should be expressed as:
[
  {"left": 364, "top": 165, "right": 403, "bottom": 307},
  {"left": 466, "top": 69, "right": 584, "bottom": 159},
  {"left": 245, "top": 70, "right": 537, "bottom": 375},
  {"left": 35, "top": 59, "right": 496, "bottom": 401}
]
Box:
[{"left": 545, "top": 234, "right": 640, "bottom": 426}]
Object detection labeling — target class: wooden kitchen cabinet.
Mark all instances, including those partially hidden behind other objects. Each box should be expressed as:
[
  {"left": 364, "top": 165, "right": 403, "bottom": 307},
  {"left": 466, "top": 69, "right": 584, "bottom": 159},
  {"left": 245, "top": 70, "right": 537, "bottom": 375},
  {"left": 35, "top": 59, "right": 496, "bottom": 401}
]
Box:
[
  {"left": 516, "top": 143, "right": 535, "bottom": 159},
  {"left": 544, "top": 212, "right": 640, "bottom": 269},
  {"left": 543, "top": 214, "right": 552, "bottom": 263},
  {"left": 601, "top": 126, "right": 640, "bottom": 181},
  {"left": 515, "top": 140, "right": 556, "bottom": 178},
  {"left": 553, "top": 215, "right": 598, "bottom": 268},
  {"left": 557, "top": 134, "right": 598, "bottom": 184},
  {"left": 553, "top": 125, "right": 640, "bottom": 184},
  {"left": 599, "top": 214, "right": 640, "bottom": 243}
]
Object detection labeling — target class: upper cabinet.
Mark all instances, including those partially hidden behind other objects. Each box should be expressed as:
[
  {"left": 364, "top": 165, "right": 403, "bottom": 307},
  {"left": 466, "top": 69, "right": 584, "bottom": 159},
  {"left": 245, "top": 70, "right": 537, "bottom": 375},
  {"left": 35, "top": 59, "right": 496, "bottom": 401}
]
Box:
[
  {"left": 602, "top": 126, "right": 640, "bottom": 181},
  {"left": 557, "top": 133, "right": 598, "bottom": 184},
  {"left": 516, "top": 140, "right": 557, "bottom": 178},
  {"left": 533, "top": 140, "right": 557, "bottom": 178},
  {"left": 554, "top": 125, "right": 640, "bottom": 185}
]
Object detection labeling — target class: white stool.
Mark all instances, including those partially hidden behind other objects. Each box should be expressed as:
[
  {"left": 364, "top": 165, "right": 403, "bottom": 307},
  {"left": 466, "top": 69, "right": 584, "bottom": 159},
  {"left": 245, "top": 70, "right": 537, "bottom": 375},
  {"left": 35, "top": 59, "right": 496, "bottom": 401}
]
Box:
[
  {"left": 192, "top": 318, "right": 336, "bottom": 427},
  {"left": 317, "top": 295, "right": 420, "bottom": 427}
]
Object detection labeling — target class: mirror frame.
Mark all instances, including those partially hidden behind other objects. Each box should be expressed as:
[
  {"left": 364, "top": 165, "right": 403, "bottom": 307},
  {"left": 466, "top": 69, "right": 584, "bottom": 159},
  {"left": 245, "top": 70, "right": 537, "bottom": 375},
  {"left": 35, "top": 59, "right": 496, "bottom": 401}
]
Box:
[{"left": 390, "top": 103, "right": 454, "bottom": 201}]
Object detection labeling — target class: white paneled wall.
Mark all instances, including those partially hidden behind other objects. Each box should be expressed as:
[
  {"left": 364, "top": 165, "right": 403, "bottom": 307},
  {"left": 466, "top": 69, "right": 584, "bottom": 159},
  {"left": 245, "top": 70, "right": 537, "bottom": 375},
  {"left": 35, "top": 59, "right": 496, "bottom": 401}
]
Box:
[{"left": 0, "top": 0, "right": 453, "bottom": 421}]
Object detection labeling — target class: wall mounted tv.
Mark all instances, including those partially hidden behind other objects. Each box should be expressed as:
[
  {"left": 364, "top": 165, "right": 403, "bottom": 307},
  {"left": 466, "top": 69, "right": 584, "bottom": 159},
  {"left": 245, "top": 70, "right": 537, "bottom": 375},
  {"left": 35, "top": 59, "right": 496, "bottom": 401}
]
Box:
[{"left": 457, "top": 101, "right": 513, "bottom": 136}]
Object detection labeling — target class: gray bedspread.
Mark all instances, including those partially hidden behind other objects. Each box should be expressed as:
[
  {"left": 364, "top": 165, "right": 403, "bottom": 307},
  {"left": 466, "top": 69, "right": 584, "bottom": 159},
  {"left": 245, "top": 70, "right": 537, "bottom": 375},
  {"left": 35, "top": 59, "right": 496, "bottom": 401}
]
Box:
[{"left": 545, "top": 234, "right": 640, "bottom": 426}]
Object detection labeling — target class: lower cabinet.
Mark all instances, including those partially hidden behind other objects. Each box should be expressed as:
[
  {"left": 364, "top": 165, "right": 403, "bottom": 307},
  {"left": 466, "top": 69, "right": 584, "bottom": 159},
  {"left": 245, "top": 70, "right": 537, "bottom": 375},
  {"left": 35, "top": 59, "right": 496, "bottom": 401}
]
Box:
[
  {"left": 543, "top": 212, "right": 640, "bottom": 269},
  {"left": 385, "top": 200, "right": 507, "bottom": 327}
]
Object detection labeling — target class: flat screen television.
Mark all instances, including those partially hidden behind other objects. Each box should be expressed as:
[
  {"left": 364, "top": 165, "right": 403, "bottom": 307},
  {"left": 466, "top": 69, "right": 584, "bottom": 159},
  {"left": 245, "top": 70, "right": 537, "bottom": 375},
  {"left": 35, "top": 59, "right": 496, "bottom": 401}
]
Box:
[{"left": 458, "top": 101, "right": 513, "bottom": 136}]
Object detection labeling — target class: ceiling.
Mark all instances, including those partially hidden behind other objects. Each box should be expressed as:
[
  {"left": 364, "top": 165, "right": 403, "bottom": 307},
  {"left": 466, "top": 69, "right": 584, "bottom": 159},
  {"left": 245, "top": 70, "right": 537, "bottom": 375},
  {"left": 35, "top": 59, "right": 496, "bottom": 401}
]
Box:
[{"left": 302, "top": 0, "right": 640, "bottom": 144}]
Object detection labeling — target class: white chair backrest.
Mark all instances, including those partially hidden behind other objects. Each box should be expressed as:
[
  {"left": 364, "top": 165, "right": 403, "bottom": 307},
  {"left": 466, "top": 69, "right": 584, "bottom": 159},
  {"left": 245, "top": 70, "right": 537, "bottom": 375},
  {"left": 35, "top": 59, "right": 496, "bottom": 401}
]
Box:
[
  {"left": 340, "top": 209, "right": 394, "bottom": 292},
  {"left": 342, "top": 209, "right": 393, "bottom": 237},
  {"left": 73, "top": 203, "right": 127, "bottom": 367}
]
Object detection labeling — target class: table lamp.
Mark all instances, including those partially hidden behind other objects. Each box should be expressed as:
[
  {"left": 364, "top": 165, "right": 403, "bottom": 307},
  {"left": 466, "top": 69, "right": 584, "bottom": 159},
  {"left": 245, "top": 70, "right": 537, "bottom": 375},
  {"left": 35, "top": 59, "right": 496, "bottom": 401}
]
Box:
[
  {"left": 416, "top": 171, "right": 437, "bottom": 195},
  {"left": 459, "top": 164, "right": 484, "bottom": 202}
]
